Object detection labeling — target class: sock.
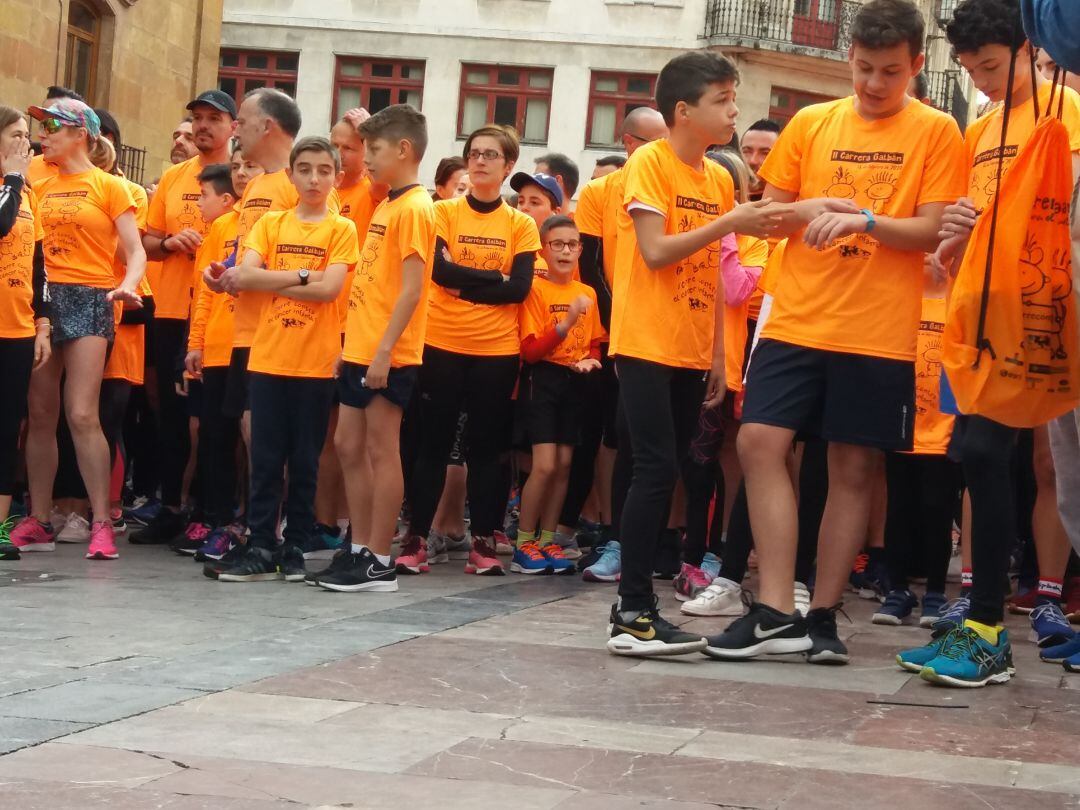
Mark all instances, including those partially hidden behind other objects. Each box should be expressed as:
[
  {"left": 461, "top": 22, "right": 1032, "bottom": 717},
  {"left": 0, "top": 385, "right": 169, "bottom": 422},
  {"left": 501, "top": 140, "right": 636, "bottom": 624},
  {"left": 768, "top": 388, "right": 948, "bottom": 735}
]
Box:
[
  {"left": 1037, "top": 577, "right": 1064, "bottom": 604},
  {"left": 961, "top": 568, "right": 973, "bottom": 589},
  {"left": 964, "top": 618, "right": 1002, "bottom": 645},
  {"left": 337, "top": 518, "right": 350, "bottom": 533},
  {"left": 373, "top": 551, "right": 391, "bottom": 566},
  {"left": 351, "top": 543, "right": 367, "bottom": 554},
  {"left": 516, "top": 529, "right": 537, "bottom": 548},
  {"left": 540, "top": 529, "right": 557, "bottom": 546}
]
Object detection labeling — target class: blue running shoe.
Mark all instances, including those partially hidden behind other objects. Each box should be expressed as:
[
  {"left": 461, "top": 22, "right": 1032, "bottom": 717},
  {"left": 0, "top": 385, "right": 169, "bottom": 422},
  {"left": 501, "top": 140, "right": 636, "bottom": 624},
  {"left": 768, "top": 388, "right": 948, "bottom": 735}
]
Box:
[
  {"left": 921, "top": 627, "right": 1014, "bottom": 687},
  {"left": 920, "top": 591, "right": 948, "bottom": 628},
  {"left": 125, "top": 496, "right": 162, "bottom": 527},
  {"left": 583, "top": 540, "right": 621, "bottom": 582},
  {"left": 701, "top": 551, "right": 721, "bottom": 581},
  {"left": 931, "top": 596, "right": 970, "bottom": 635},
  {"left": 1030, "top": 602, "right": 1077, "bottom": 648},
  {"left": 1040, "top": 633, "right": 1080, "bottom": 664},
  {"left": 1066, "top": 650, "right": 1080, "bottom": 673},
  {"left": 194, "top": 526, "right": 241, "bottom": 562},
  {"left": 540, "top": 542, "right": 577, "bottom": 575},
  {"left": 510, "top": 541, "right": 552, "bottom": 575},
  {"left": 896, "top": 627, "right": 959, "bottom": 673},
  {"left": 872, "top": 589, "right": 918, "bottom": 625}
]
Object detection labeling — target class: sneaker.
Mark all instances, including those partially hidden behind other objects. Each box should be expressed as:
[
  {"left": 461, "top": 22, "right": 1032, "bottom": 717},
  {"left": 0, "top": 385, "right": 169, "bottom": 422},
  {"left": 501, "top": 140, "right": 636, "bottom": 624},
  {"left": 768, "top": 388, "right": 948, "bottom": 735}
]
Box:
[
  {"left": 426, "top": 532, "right": 449, "bottom": 565},
  {"left": 793, "top": 582, "right": 811, "bottom": 617},
  {"left": 510, "top": 541, "right": 552, "bottom": 575},
  {"left": 921, "top": 626, "right": 1014, "bottom": 688},
  {"left": 318, "top": 548, "right": 399, "bottom": 593},
  {"left": 896, "top": 628, "right": 959, "bottom": 673},
  {"left": 305, "top": 547, "right": 353, "bottom": 587},
  {"left": 872, "top": 589, "right": 918, "bottom": 626},
  {"left": 124, "top": 496, "right": 161, "bottom": 527},
  {"left": 395, "top": 535, "right": 430, "bottom": 575},
  {"left": 57, "top": 513, "right": 91, "bottom": 543},
  {"left": 1029, "top": 602, "right": 1076, "bottom": 648},
  {"left": 129, "top": 507, "right": 186, "bottom": 545},
  {"left": 552, "top": 532, "right": 583, "bottom": 561},
  {"left": 932, "top": 596, "right": 971, "bottom": 636},
  {"left": 858, "top": 557, "right": 890, "bottom": 601},
  {"left": 582, "top": 540, "right": 621, "bottom": 582},
  {"left": 0, "top": 517, "right": 18, "bottom": 560},
  {"left": 540, "top": 542, "right": 576, "bottom": 575},
  {"left": 703, "top": 601, "right": 811, "bottom": 660},
  {"left": 299, "top": 524, "right": 344, "bottom": 560},
  {"left": 171, "top": 522, "right": 212, "bottom": 555},
  {"left": 920, "top": 591, "right": 948, "bottom": 628},
  {"left": 85, "top": 521, "right": 118, "bottom": 560},
  {"left": 681, "top": 576, "right": 744, "bottom": 617},
  {"left": 1007, "top": 588, "right": 1038, "bottom": 615},
  {"left": 848, "top": 552, "right": 869, "bottom": 593},
  {"left": 700, "top": 551, "right": 721, "bottom": 581},
  {"left": 652, "top": 528, "right": 681, "bottom": 580},
  {"left": 194, "top": 526, "right": 241, "bottom": 562},
  {"left": 1039, "top": 633, "right": 1080, "bottom": 664},
  {"left": 443, "top": 533, "right": 471, "bottom": 560},
  {"left": 607, "top": 596, "right": 707, "bottom": 657},
  {"left": 218, "top": 546, "right": 280, "bottom": 582},
  {"left": 577, "top": 543, "right": 604, "bottom": 573},
  {"left": 674, "top": 562, "right": 712, "bottom": 602},
  {"left": 465, "top": 536, "right": 505, "bottom": 576},
  {"left": 1065, "top": 650, "right": 1080, "bottom": 673},
  {"left": 805, "top": 605, "right": 849, "bottom": 664},
  {"left": 276, "top": 545, "right": 307, "bottom": 582},
  {"left": 110, "top": 508, "right": 128, "bottom": 538},
  {"left": 202, "top": 541, "right": 247, "bottom": 579},
  {"left": 493, "top": 530, "right": 513, "bottom": 556},
  {"left": 10, "top": 517, "right": 55, "bottom": 552}
]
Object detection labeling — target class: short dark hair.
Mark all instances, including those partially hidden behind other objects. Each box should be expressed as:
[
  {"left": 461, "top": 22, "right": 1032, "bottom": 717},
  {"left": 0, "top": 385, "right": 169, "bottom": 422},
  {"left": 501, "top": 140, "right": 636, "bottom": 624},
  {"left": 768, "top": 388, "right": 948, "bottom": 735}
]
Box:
[
  {"left": 946, "top": 0, "right": 1025, "bottom": 55},
  {"left": 197, "top": 163, "right": 236, "bottom": 197},
  {"left": 358, "top": 103, "right": 429, "bottom": 161},
  {"left": 536, "top": 153, "right": 579, "bottom": 197},
  {"left": 595, "top": 154, "right": 627, "bottom": 169},
  {"left": 246, "top": 88, "right": 302, "bottom": 138},
  {"left": 540, "top": 214, "right": 577, "bottom": 240},
  {"left": 434, "top": 156, "right": 467, "bottom": 187},
  {"left": 46, "top": 85, "right": 85, "bottom": 103},
  {"left": 290, "top": 136, "right": 341, "bottom": 172},
  {"left": 655, "top": 51, "right": 739, "bottom": 127},
  {"left": 746, "top": 119, "right": 781, "bottom": 135},
  {"left": 463, "top": 125, "right": 520, "bottom": 165},
  {"left": 912, "top": 71, "right": 930, "bottom": 99},
  {"left": 851, "top": 0, "right": 926, "bottom": 57}
]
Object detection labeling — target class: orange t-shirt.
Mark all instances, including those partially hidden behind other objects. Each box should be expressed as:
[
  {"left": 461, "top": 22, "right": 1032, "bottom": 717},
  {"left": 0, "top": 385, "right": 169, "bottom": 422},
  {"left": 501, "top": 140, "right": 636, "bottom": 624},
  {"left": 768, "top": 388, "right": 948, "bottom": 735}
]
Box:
[
  {"left": 746, "top": 237, "right": 782, "bottom": 321},
  {"left": 0, "top": 182, "right": 42, "bottom": 338},
  {"left": 146, "top": 156, "right": 208, "bottom": 320},
  {"left": 188, "top": 211, "right": 239, "bottom": 368},
  {"left": 577, "top": 168, "right": 624, "bottom": 290},
  {"left": 760, "top": 238, "right": 787, "bottom": 297},
  {"left": 520, "top": 276, "right": 605, "bottom": 366},
  {"left": 36, "top": 168, "right": 135, "bottom": 288},
  {"left": 344, "top": 185, "right": 435, "bottom": 368},
  {"left": 233, "top": 170, "right": 300, "bottom": 348},
  {"left": 758, "top": 97, "right": 967, "bottom": 361},
  {"left": 425, "top": 196, "right": 541, "bottom": 356},
  {"left": 27, "top": 155, "right": 56, "bottom": 187},
  {"left": 911, "top": 296, "right": 954, "bottom": 454},
  {"left": 334, "top": 176, "right": 389, "bottom": 333},
  {"left": 245, "top": 209, "right": 359, "bottom": 378},
  {"left": 105, "top": 179, "right": 151, "bottom": 385},
  {"left": 610, "top": 139, "right": 735, "bottom": 371}
]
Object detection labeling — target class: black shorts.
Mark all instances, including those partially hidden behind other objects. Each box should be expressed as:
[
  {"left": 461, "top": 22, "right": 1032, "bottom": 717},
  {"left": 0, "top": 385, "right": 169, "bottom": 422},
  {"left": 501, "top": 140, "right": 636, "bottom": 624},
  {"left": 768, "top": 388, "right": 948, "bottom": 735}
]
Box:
[
  {"left": 741, "top": 338, "right": 915, "bottom": 451},
  {"left": 517, "top": 362, "right": 588, "bottom": 447},
  {"left": 338, "top": 361, "right": 417, "bottom": 410},
  {"left": 186, "top": 378, "right": 203, "bottom": 419},
  {"left": 599, "top": 346, "right": 619, "bottom": 450},
  {"left": 223, "top": 346, "right": 251, "bottom": 419}
]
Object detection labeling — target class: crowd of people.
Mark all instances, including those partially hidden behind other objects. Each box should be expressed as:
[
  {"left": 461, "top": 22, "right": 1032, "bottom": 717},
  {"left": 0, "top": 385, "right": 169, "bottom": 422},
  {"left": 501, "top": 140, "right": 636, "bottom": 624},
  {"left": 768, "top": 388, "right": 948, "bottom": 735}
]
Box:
[{"left": 2, "top": 0, "right": 1080, "bottom": 689}]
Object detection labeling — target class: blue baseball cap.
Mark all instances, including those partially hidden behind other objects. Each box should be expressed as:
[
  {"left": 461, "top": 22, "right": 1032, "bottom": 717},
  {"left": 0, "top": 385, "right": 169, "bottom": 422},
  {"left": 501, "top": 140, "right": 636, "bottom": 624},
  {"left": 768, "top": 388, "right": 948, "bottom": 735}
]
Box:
[{"left": 510, "top": 172, "right": 563, "bottom": 209}]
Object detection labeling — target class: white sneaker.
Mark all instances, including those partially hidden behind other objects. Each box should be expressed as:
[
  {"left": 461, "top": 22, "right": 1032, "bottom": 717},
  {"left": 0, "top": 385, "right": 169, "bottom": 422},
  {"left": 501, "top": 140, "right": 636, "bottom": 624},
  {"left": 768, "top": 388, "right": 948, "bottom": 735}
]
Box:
[
  {"left": 794, "top": 582, "right": 811, "bottom": 617},
  {"left": 681, "top": 577, "right": 744, "bottom": 617},
  {"left": 57, "top": 513, "right": 91, "bottom": 543},
  {"left": 426, "top": 532, "right": 449, "bottom": 565}
]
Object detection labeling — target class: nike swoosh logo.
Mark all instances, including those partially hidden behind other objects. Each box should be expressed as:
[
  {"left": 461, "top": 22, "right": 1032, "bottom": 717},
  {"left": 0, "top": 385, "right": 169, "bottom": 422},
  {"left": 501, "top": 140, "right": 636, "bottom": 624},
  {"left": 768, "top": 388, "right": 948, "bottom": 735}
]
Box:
[
  {"left": 619, "top": 624, "right": 656, "bottom": 641},
  {"left": 753, "top": 623, "right": 794, "bottom": 640},
  {"left": 366, "top": 565, "right": 395, "bottom": 578}
]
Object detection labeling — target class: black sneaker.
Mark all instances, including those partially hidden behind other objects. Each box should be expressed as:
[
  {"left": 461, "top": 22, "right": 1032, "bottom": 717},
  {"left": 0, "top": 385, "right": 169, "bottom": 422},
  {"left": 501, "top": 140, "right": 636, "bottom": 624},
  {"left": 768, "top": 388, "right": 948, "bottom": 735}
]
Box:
[
  {"left": 703, "top": 601, "right": 812, "bottom": 660},
  {"left": 217, "top": 546, "right": 280, "bottom": 582},
  {"left": 805, "top": 605, "right": 849, "bottom": 665},
  {"left": 652, "top": 528, "right": 682, "bottom": 580},
  {"left": 606, "top": 596, "right": 707, "bottom": 657},
  {"left": 129, "top": 507, "right": 187, "bottom": 545},
  {"left": 304, "top": 547, "right": 352, "bottom": 587},
  {"left": 276, "top": 544, "right": 307, "bottom": 583},
  {"left": 170, "top": 523, "right": 212, "bottom": 556},
  {"left": 318, "top": 548, "right": 399, "bottom": 593},
  {"left": 203, "top": 540, "right": 247, "bottom": 579}
]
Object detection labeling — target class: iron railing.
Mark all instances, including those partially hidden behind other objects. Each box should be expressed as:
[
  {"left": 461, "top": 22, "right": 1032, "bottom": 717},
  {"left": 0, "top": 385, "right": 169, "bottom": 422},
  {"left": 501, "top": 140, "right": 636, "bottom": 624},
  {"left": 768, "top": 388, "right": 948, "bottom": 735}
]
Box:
[
  {"left": 118, "top": 144, "right": 147, "bottom": 186},
  {"left": 704, "top": 0, "right": 862, "bottom": 55},
  {"left": 927, "top": 67, "right": 969, "bottom": 128}
]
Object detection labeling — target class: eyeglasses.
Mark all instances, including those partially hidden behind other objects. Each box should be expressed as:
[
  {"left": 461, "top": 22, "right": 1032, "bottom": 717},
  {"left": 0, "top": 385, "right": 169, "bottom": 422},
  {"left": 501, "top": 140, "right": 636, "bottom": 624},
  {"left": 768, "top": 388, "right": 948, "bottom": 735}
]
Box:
[
  {"left": 546, "top": 239, "right": 582, "bottom": 253},
  {"left": 467, "top": 149, "right": 504, "bottom": 162},
  {"left": 40, "top": 118, "right": 66, "bottom": 135}
]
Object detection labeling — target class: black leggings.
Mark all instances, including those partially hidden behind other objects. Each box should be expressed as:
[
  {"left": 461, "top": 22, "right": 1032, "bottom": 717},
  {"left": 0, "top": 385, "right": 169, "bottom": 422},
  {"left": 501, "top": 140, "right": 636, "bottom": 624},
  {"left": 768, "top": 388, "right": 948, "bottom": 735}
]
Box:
[
  {"left": 198, "top": 367, "right": 239, "bottom": 527},
  {"left": 558, "top": 352, "right": 618, "bottom": 527},
  {"left": 884, "top": 452, "right": 961, "bottom": 594},
  {"left": 100, "top": 379, "right": 132, "bottom": 464},
  {"left": 153, "top": 318, "right": 190, "bottom": 508},
  {"left": 683, "top": 404, "right": 728, "bottom": 567},
  {"left": 54, "top": 376, "right": 131, "bottom": 501},
  {"left": 408, "top": 345, "right": 519, "bottom": 538},
  {"left": 616, "top": 357, "right": 705, "bottom": 611},
  {"left": 0, "top": 337, "right": 34, "bottom": 496}
]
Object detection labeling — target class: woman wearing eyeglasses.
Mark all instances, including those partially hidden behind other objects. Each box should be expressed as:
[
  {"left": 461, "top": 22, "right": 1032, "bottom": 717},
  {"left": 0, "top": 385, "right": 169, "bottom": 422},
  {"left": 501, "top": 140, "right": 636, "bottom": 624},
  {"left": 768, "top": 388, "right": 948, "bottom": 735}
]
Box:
[
  {"left": 10, "top": 99, "right": 145, "bottom": 561},
  {"left": 397, "top": 125, "right": 540, "bottom": 576}
]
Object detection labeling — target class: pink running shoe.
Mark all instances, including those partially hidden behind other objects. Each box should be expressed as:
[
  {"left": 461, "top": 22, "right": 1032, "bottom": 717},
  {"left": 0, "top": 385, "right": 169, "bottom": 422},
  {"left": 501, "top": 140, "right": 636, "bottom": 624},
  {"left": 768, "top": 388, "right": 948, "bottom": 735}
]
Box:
[
  {"left": 674, "top": 562, "right": 712, "bottom": 602},
  {"left": 465, "top": 536, "right": 505, "bottom": 576},
  {"left": 86, "top": 521, "right": 119, "bottom": 560},
  {"left": 395, "top": 535, "right": 429, "bottom": 575},
  {"left": 10, "top": 517, "right": 56, "bottom": 552}
]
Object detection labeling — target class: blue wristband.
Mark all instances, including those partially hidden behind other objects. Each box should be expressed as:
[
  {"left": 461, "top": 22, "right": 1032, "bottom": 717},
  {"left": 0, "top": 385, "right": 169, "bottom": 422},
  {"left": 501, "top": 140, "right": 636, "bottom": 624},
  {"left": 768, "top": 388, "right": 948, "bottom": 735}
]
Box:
[{"left": 860, "top": 208, "right": 876, "bottom": 233}]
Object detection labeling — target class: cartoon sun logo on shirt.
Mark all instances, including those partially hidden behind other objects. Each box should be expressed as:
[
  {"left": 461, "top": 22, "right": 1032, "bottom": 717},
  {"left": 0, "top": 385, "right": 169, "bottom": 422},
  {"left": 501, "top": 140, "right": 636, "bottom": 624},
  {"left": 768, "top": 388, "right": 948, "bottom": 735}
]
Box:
[
  {"left": 865, "top": 171, "right": 897, "bottom": 213},
  {"left": 824, "top": 168, "right": 856, "bottom": 199}
]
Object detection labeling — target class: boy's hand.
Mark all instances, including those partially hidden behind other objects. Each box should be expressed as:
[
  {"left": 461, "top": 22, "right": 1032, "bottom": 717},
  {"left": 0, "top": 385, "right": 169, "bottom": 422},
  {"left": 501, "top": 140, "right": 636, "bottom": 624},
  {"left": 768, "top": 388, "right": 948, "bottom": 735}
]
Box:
[
  {"left": 930, "top": 233, "right": 967, "bottom": 284},
  {"left": 365, "top": 351, "right": 391, "bottom": 390},
  {"left": 727, "top": 199, "right": 786, "bottom": 238},
  {"left": 572, "top": 358, "right": 601, "bottom": 374},
  {"left": 704, "top": 360, "right": 727, "bottom": 409},
  {"left": 204, "top": 262, "right": 227, "bottom": 293},
  {"left": 167, "top": 228, "right": 203, "bottom": 256},
  {"left": 219, "top": 267, "right": 242, "bottom": 296},
  {"left": 939, "top": 197, "right": 977, "bottom": 242},
  {"left": 185, "top": 350, "right": 203, "bottom": 379},
  {"left": 569, "top": 295, "right": 591, "bottom": 319},
  {"left": 803, "top": 211, "right": 868, "bottom": 249}
]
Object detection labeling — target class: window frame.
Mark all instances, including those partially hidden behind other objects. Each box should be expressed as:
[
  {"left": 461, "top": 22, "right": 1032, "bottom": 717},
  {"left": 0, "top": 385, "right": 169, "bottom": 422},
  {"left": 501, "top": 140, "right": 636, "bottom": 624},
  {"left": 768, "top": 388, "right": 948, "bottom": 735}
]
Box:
[
  {"left": 457, "top": 63, "right": 555, "bottom": 144},
  {"left": 217, "top": 49, "right": 300, "bottom": 102},
  {"left": 331, "top": 56, "right": 426, "bottom": 125},
  {"left": 768, "top": 85, "right": 835, "bottom": 125},
  {"left": 585, "top": 70, "right": 658, "bottom": 149},
  {"left": 65, "top": 0, "right": 101, "bottom": 104}
]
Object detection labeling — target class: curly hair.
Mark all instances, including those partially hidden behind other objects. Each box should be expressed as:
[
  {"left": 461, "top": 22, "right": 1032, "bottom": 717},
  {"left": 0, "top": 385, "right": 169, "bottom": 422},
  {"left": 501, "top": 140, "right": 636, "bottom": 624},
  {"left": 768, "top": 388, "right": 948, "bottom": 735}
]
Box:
[{"left": 946, "top": 0, "right": 1025, "bottom": 55}]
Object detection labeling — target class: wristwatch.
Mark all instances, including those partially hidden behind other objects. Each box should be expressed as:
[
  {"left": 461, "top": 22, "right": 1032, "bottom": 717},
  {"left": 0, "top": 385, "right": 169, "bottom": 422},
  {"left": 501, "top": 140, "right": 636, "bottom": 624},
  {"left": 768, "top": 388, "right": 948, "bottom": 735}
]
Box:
[{"left": 298, "top": 269, "right": 310, "bottom": 286}]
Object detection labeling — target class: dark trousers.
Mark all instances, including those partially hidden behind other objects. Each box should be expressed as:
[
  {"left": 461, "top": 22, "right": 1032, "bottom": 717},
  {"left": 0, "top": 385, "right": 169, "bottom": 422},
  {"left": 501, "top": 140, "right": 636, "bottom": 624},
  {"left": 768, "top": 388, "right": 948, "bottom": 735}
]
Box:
[
  {"left": 558, "top": 352, "right": 618, "bottom": 527},
  {"left": 0, "top": 337, "right": 33, "bottom": 495},
  {"left": 248, "top": 373, "right": 334, "bottom": 551},
  {"left": 408, "top": 345, "right": 519, "bottom": 538},
  {"left": 198, "top": 367, "right": 239, "bottom": 527},
  {"left": 152, "top": 318, "right": 190, "bottom": 508},
  {"left": 884, "top": 451, "right": 962, "bottom": 594},
  {"left": 616, "top": 357, "right": 706, "bottom": 611},
  {"left": 124, "top": 384, "right": 159, "bottom": 499}
]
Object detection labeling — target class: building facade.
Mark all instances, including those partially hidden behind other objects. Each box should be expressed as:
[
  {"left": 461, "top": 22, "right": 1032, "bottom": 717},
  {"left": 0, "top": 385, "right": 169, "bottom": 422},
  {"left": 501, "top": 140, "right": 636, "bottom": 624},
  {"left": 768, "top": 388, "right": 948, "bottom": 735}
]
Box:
[
  {"left": 1, "top": 0, "right": 223, "bottom": 181},
  {"left": 220, "top": 0, "right": 969, "bottom": 194}
]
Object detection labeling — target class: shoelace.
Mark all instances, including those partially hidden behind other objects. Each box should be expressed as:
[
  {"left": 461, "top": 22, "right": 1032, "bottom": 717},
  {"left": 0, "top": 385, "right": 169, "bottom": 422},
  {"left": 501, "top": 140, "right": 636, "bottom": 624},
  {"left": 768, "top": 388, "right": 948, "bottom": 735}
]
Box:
[
  {"left": 187, "top": 523, "right": 211, "bottom": 541},
  {"left": 939, "top": 597, "right": 971, "bottom": 622},
  {"left": 518, "top": 541, "right": 546, "bottom": 560},
  {"left": 939, "top": 627, "right": 981, "bottom": 661},
  {"left": 851, "top": 553, "right": 869, "bottom": 575},
  {"left": 595, "top": 544, "right": 620, "bottom": 566},
  {"left": 0, "top": 516, "right": 15, "bottom": 542},
  {"left": 541, "top": 543, "right": 565, "bottom": 560},
  {"left": 1032, "top": 602, "right": 1072, "bottom": 630}
]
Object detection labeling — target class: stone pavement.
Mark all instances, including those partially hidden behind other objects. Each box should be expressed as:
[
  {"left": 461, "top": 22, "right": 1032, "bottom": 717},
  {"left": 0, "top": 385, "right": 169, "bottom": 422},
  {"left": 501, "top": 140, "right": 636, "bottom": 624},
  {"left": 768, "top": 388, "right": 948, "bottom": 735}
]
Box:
[{"left": 1, "top": 543, "right": 1079, "bottom": 809}]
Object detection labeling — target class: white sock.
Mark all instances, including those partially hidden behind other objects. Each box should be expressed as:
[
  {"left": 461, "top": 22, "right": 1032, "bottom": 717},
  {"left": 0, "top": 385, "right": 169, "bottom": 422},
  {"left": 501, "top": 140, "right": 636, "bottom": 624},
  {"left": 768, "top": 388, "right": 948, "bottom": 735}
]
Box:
[
  {"left": 337, "top": 518, "right": 350, "bottom": 533},
  {"left": 351, "top": 543, "right": 366, "bottom": 554},
  {"left": 373, "top": 552, "right": 391, "bottom": 566}
]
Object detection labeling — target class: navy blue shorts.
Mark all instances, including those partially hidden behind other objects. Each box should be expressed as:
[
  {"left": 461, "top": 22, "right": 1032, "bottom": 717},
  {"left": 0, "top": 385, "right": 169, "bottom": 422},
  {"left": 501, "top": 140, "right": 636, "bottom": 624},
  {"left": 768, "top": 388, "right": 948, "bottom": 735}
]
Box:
[{"left": 338, "top": 361, "right": 418, "bottom": 410}]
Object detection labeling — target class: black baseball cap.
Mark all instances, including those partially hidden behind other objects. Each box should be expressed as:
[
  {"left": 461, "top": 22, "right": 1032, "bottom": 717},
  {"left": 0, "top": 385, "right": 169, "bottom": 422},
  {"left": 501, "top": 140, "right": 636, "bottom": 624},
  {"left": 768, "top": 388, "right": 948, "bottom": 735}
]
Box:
[{"left": 186, "top": 89, "right": 238, "bottom": 119}]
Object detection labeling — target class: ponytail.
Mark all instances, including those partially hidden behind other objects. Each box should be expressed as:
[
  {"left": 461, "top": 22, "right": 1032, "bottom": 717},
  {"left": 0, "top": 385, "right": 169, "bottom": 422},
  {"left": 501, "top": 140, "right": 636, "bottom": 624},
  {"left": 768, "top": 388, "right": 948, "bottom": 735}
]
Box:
[{"left": 88, "top": 135, "right": 117, "bottom": 174}]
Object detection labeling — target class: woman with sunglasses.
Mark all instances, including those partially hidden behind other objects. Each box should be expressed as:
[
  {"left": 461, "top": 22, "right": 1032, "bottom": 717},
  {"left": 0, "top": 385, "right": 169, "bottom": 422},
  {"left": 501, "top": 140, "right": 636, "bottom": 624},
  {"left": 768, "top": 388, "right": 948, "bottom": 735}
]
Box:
[
  {"left": 10, "top": 99, "right": 145, "bottom": 561},
  {"left": 398, "top": 125, "right": 540, "bottom": 576}
]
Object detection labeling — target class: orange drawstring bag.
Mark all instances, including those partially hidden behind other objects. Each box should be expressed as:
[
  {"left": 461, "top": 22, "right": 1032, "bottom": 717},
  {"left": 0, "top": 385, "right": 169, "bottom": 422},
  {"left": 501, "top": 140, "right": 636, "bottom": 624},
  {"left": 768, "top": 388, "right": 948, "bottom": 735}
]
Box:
[{"left": 943, "top": 69, "right": 1079, "bottom": 428}]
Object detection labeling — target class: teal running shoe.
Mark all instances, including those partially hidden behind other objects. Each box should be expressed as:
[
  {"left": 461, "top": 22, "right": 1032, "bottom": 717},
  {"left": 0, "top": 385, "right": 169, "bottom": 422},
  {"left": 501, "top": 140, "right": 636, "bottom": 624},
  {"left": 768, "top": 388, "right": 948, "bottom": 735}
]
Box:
[{"left": 920, "top": 627, "right": 1014, "bottom": 687}]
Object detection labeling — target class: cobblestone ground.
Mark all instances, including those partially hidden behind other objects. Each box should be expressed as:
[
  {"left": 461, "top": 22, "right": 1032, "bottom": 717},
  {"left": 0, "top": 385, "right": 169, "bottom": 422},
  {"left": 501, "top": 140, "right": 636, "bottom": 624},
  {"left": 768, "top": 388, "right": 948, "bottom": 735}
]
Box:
[{"left": 1, "top": 543, "right": 1078, "bottom": 809}]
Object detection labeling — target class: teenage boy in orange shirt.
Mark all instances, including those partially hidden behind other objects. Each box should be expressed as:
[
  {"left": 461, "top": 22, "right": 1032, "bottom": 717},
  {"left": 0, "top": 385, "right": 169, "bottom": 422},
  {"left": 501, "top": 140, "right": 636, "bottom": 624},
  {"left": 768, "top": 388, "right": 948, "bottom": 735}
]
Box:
[{"left": 706, "top": 0, "right": 967, "bottom": 664}]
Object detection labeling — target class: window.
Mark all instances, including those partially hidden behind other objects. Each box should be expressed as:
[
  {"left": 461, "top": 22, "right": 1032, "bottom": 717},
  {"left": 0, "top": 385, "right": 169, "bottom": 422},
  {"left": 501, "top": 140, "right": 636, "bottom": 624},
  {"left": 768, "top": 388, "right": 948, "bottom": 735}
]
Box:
[
  {"left": 458, "top": 64, "right": 554, "bottom": 143},
  {"left": 768, "top": 86, "right": 834, "bottom": 125},
  {"left": 333, "top": 57, "right": 425, "bottom": 123},
  {"left": 586, "top": 71, "right": 657, "bottom": 148},
  {"left": 217, "top": 49, "right": 299, "bottom": 103},
  {"left": 65, "top": 1, "right": 101, "bottom": 103}
]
